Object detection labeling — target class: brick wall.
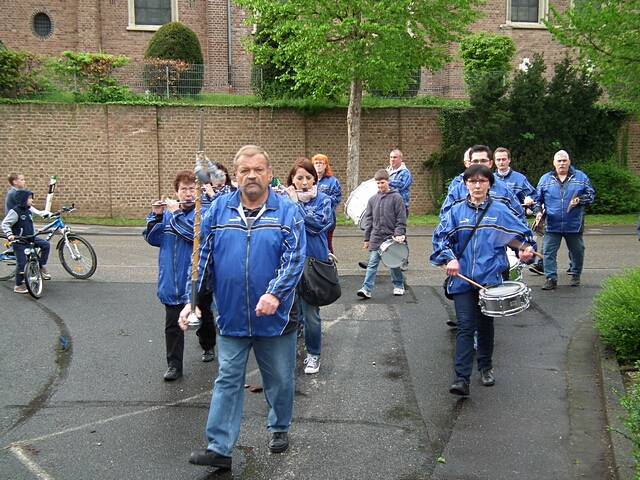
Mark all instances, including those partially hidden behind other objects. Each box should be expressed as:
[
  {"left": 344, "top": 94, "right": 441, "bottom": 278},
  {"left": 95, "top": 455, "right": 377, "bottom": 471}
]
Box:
[{"left": 1, "top": 104, "right": 637, "bottom": 218}]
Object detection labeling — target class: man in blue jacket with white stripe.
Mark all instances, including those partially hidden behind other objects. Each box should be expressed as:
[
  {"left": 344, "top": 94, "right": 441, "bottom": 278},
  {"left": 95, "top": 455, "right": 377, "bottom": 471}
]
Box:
[
  {"left": 182, "top": 145, "right": 306, "bottom": 470},
  {"left": 536, "top": 150, "right": 595, "bottom": 290}
]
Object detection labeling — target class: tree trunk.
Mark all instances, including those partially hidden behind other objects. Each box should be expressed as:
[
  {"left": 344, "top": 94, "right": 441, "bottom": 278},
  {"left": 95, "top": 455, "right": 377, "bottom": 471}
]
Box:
[{"left": 346, "top": 77, "right": 363, "bottom": 194}]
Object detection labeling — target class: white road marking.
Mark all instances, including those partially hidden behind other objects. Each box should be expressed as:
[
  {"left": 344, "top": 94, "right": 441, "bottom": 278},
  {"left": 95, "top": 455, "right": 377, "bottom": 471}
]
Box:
[{"left": 8, "top": 445, "right": 55, "bottom": 480}]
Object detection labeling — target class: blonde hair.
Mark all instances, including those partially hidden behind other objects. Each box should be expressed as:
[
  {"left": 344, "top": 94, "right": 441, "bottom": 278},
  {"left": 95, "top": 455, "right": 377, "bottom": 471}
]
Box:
[{"left": 233, "top": 145, "right": 270, "bottom": 167}]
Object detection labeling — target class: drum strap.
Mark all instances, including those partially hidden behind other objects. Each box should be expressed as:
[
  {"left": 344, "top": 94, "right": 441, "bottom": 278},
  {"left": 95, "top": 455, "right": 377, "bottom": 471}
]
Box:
[{"left": 458, "top": 198, "right": 493, "bottom": 258}]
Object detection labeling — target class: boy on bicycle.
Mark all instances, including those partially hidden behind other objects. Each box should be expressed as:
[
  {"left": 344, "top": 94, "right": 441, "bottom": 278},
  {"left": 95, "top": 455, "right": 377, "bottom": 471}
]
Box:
[{"left": 1, "top": 190, "right": 51, "bottom": 293}]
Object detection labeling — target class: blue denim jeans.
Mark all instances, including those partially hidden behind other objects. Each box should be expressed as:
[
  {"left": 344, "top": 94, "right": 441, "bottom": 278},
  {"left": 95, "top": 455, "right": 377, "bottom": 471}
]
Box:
[
  {"left": 205, "top": 332, "right": 296, "bottom": 457},
  {"left": 452, "top": 290, "right": 494, "bottom": 383},
  {"left": 13, "top": 238, "right": 50, "bottom": 287},
  {"left": 361, "top": 250, "right": 404, "bottom": 293},
  {"left": 298, "top": 294, "right": 321, "bottom": 356},
  {"left": 543, "top": 232, "right": 584, "bottom": 280}
]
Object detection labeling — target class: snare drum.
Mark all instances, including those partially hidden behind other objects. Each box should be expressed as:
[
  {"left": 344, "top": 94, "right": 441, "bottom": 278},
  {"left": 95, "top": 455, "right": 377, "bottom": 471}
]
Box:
[
  {"left": 478, "top": 281, "right": 531, "bottom": 317},
  {"left": 507, "top": 249, "right": 523, "bottom": 282},
  {"left": 378, "top": 239, "right": 409, "bottom": 269}
]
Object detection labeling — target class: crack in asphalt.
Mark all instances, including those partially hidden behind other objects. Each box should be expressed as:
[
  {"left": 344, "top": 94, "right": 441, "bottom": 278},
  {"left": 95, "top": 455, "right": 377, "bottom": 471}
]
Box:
[{"left": 5, "top": 298, "right": 73, "bottom": 434}]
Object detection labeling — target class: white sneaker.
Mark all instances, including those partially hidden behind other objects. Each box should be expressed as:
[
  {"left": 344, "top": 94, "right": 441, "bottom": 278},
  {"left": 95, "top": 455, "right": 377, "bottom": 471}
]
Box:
[
  {"left": 304, "top": 354, "right": 320, "bottom": 374},
  {"left": 14, "top": 285, "right": 28, "bottom": 294},
  {"left": 40, "top": 267, "right": 51, "bottom": 280},
  {"left": 393, "top": 287, "right": 405, "bottom": 296},
  {"left": 357, "top": 288, "right": 371, "bottom": 299}
]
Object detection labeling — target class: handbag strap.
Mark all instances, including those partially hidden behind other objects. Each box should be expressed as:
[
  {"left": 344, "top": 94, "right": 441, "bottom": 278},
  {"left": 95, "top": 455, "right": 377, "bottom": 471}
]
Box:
[{"left": 457, "top": 198, "right": 492, "bottom": 257}]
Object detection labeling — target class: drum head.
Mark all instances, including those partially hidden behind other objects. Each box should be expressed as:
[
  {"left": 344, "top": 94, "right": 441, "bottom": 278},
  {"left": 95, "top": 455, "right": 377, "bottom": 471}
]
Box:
[
  {"left": 379, "top": 242, "right": 409, "bottom": 268},
  {"left": 345, "top": 179, "right": 378, "bottom": 226},
  {"left": 482, "top": 281, "right": 525, "bottom": 298}
]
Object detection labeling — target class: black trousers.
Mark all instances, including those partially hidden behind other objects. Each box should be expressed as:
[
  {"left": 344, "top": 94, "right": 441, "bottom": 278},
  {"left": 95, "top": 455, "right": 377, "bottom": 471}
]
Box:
[{"left": 164, "top": 298, "right": 216, "bottom": 371}]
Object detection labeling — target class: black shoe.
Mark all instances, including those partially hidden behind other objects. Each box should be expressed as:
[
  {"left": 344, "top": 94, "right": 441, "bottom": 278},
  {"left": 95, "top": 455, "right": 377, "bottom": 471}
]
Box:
[
  {"left": 201, "top": 349, "right": 215, "bottom": 362},
  {"left": 570, "top": 276, "right": 581, "bottom": 287},
  {"left": 446, "top": 320, "right": 458, "bottom": 328},
  {"left": 449, "top": 378, "right": 469, "bottom": 396},
  {"left": 268, "top": 432, "right": 289, "bottom": 453},
  {"left": 541, "top": 278, "right": 557, "bottom": 290},
  {"left": 163, "top": 366, "right": 182, "bottom": 381},
  {"left": 480, "top": 368, "right": 495, "bottom": 386},
  {"left": 188, "top": 449, "right": 232, "bottom": 469},
  {"left": 528, "top": 263, "right": 544, "bottom": 275},
  {"left": 358, "top": 261, "right": 368, "bottom": 269}
]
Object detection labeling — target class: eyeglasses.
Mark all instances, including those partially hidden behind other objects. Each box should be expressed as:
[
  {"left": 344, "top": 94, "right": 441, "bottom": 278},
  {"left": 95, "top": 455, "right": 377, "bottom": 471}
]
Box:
[{"left": 466, "top": 179, "right": 489, "bottom": 185}]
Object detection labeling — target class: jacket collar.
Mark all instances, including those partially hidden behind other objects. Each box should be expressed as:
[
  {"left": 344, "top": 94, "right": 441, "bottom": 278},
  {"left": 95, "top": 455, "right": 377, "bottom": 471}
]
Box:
[{"left": 225, "top": 187, "right": 280, "bottom": 211}]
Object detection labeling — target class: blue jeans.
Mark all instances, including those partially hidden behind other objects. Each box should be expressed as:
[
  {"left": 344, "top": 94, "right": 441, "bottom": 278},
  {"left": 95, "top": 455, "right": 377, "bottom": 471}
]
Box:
[
  {"left": 452, "top": 290, "right": 494, "bottom": 383},
  {"left": 361, "top": 250, "right": 404, "bottom": 293},
  {"left": 204, "top": 332, "right": 296, "bottom": 457},
  {"left": 543, "top": 232, "right": 584, "bottom": 280},
  {"left": 13, "top": 238, "right": 50, "bottom": 287},
  {"left": 298, "top": 294, "right": 321, "bottom": 356}
]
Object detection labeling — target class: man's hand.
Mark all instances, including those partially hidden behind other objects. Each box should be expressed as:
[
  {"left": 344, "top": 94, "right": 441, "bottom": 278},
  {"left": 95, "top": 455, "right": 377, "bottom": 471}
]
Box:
[
  {"left": 8, "top": 234, "right": 15, "bottom": 242},
  {"left": 178, "top": 303, "right": 202, "bottom": 331},
  {"left": 523, "top": 196, "right": 535, "bottom": 206},
  {"left": 392, "top": 235, "right": 405, "bottom": 243},
  {"left": 570, "top": 196, "right": 580, "bottom": 208},
  {"left": 362, "top": 241, "right": 369, "bottom": 250},
  {"left": 535, "top": 211, "right": 544, "bottom": 222},
  {"left": 446, "top": 259, "right": 460, "bottom": 277},
  {"left": 519, "top": 245, "right": 535, "bottom": 263},
  {"left": 255, "top": 293, "right": 280, "bottom": 316}
]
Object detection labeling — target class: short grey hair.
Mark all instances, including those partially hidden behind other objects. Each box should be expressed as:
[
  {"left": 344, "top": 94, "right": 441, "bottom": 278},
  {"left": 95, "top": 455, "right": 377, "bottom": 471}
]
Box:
[
  {"left": 233, "top": 145, "right": 270, "bottom": 168},
  {"left": 554, "top": 149, "right": 570, "bottom": 161}
]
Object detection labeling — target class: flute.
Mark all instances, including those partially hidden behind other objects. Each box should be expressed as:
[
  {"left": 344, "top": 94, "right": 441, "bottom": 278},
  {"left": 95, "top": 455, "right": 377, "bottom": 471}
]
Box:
[{"left": 151, "top": 200, "right": 194, "bottom": 207}]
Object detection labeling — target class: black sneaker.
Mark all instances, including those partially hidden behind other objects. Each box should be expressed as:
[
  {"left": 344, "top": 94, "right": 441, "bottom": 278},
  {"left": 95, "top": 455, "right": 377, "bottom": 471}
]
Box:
[
  {"left": 358, "top": 261, "right": 368, "bottom": 269},
  {"left": 480, "top": 368, "right": 495, "bottom": 386},
  {"left": 570, "top": 276, "right": 581, "bottom": 287},
  {"left": 188, "top": 449, "right": 231, "bottom": 469},
  {"left": 201, "top": 349, "right": 215, "bottom": 362},
  {"left": 541, "top": 278, "right": 557, "bottom": 290},
  {"left": 268, "top": 432, "right": 289, "bottom": 453},
  {"left": 449, "top": 378, "right": 469, "bottom": 396},
  {"left": 528, "top": 263, "right": 544, "bottom": 275},
  {"left": 163, "top": 366, "right": 182, "bottom": 381}
]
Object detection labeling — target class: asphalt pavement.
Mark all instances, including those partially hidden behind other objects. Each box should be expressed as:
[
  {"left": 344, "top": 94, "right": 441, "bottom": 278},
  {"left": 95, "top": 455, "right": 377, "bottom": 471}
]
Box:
[{"left": 0, "top": 224, "right": 638, "bottom": 479}]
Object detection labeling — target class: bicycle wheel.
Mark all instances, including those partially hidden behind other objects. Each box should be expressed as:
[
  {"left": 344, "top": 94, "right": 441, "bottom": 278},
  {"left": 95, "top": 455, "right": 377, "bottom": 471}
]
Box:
[
  {"left": 25, "top": 259, "right": 43, "bottom": 298},
  {"left": 58, "top": 234, "right": 97, "bottom": 279},
  {"left": 0, "top": 234, "right": 17, "bottom": 281}
]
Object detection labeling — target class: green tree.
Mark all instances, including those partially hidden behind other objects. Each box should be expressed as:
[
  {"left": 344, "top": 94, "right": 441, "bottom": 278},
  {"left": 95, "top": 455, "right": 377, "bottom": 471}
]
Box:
[
  {"left": 547, "top": 0, "right": 640, "bottom": 112},
  {"left": 459, "top": 33, "right": 515, "bottom": 95},
  {"left": 235, "top": 0, "right": 481, "bottom": 192},
  {"left": 144, "top": 22, "right": 204, "bottom": 95}
]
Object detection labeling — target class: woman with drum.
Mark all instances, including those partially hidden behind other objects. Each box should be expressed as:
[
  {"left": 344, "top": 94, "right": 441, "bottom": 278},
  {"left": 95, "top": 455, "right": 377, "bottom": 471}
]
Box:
[
  {"left": 431, "top": 164, "right": 536, "bottom": 397},
  {"left": 285, "top": 158, "right": 334, "bottom": 374},
  {"left": 312, "top": 154, "right": 342, "bottom": 253}
]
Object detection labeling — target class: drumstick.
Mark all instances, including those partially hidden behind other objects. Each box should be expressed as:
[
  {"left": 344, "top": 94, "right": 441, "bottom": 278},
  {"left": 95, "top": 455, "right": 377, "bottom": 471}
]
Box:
[
  {"left": 440, "top": 266, "right": 484, "bottom": 289},
  {"left": 507, "top": 241, "right": 544, "bottom": 259}
]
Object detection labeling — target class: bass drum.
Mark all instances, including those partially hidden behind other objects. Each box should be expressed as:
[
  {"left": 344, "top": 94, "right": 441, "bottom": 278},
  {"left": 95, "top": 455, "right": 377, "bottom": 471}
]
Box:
[{"left": 344, "top": 179, "right": 377, "bottom": 229}]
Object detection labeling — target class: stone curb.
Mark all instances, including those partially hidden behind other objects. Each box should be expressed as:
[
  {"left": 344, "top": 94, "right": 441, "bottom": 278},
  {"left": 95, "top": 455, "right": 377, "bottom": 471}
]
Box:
[{"left": 597, "top": 340, "right": 636, "bottom": 480}]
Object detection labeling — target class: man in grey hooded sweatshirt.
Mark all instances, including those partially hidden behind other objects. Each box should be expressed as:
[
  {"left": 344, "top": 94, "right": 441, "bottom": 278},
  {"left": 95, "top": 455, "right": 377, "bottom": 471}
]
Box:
[{"left": 357, "top": 169, "right": 407, "bottom": 298}]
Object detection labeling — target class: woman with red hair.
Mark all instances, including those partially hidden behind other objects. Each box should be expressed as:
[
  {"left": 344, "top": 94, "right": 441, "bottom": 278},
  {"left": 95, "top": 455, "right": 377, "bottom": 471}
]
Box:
[{"left": 312, "top": 154, "right": 342, "bottom": 253}]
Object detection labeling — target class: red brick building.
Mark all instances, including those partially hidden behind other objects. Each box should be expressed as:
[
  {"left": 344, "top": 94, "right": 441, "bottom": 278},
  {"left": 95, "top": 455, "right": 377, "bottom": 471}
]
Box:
[{"left": 0, "top": 0, "right": 571, "bottom": 96}]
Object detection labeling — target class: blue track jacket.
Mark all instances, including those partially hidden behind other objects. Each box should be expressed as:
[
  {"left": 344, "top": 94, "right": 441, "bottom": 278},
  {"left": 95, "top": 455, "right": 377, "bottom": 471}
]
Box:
[
  {"left": 195, "top": 189, "right": 306, "bottom": 337},
  {"left": 317, "top": 176, "right": 342, "bottom": 211},
  {"left": 536, "top": 166, "right": 595, "bottom": 233},
  {"left": 387, "top": 164, "right": 413, "bottom": 209},
  {"left": 143, "top": 207, "right": 196, "bottom": 306},
  {"left": 440, "top": 176, "right": 525, "bottom": 222},
  {"left": 431, "top": 196, "right": 536, "bottom": 295},
  {"left": 294, "top": 192, "right": 332, "bottom": 261},
  {"left": 495, "top": 168, "right": 537, "bottom": 204}
]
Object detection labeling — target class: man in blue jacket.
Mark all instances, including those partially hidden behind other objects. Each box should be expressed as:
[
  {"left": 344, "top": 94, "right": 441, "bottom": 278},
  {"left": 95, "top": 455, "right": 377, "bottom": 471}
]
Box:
[
  {"left": 536, "top": 150, "right": 595, "bottom": 290},
  {"left": 181, "top": 145, "right": 306, "bottom": 470},
  {"left": 143, "top": 170, "right": 216, "bottom": 381}
]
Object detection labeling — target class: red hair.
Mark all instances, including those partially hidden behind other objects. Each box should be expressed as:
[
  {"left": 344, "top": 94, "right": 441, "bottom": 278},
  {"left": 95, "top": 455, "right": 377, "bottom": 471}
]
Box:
[{"left": 311, "top": 154, "right": 333, "bottom": 177}]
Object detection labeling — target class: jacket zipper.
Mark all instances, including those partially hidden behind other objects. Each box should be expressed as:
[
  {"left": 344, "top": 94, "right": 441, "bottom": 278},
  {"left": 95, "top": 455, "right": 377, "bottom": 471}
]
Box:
[
  {"left": 245, "top": 220, "right": 252, "bottom": 336},
  {"left": 470, "top": 205, "right": 479, "bottom": 281}
]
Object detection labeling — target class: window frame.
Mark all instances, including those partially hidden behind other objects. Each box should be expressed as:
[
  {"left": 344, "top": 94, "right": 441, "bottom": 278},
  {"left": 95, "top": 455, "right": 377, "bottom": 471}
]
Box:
[
  {"left": 505, "top": 0, "right": 549, "bottom": 28},
  {"left": 127, "top": 0, "right": 179, "bottom": 32}
]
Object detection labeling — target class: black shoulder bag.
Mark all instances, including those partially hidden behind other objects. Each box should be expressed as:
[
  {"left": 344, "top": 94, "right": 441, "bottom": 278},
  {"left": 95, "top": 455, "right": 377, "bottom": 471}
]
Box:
[
  {"left": 300, "top": 256, "right": 341, "bottom": 306},
  {"left": 443, "top": 199, "right": 492, "bottom": 300}
]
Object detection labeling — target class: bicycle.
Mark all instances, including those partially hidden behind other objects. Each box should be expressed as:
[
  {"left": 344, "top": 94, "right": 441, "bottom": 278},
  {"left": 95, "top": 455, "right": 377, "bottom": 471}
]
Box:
[
  {"left": 0, "top": 205, "right": 97, "bottom": 282},
  {"left": 11, "top": 234, "right": 46, "bottom": 298}
]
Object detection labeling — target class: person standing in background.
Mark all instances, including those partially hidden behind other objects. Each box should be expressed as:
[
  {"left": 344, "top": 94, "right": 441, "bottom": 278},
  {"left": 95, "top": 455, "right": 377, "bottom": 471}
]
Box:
[{"left": 312, "top": 154, "right": 342, "bottom": 254}]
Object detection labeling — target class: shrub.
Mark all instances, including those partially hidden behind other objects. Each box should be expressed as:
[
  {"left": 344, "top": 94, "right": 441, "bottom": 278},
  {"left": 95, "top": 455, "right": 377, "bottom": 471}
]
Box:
[
  {"left": 0, "top": 48, "right": 50, "bottom": 98},
  {"left": 620, "top": 362, "right": 640, "bottom": 478},
  {"left": 594, "top": 268, "right": 640, "bottom": 362},
  {"left": 460, "top": 33, "right": 515, "bottom": 95},
  {"left": 50, "top": 51, "right": 131, "bottom": 102},
  {"left": 144, "top": 22, "right": 203, "bottom": 95},
  {"left": 581, "top": 161, "right": 640, "bottom": 214}
]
